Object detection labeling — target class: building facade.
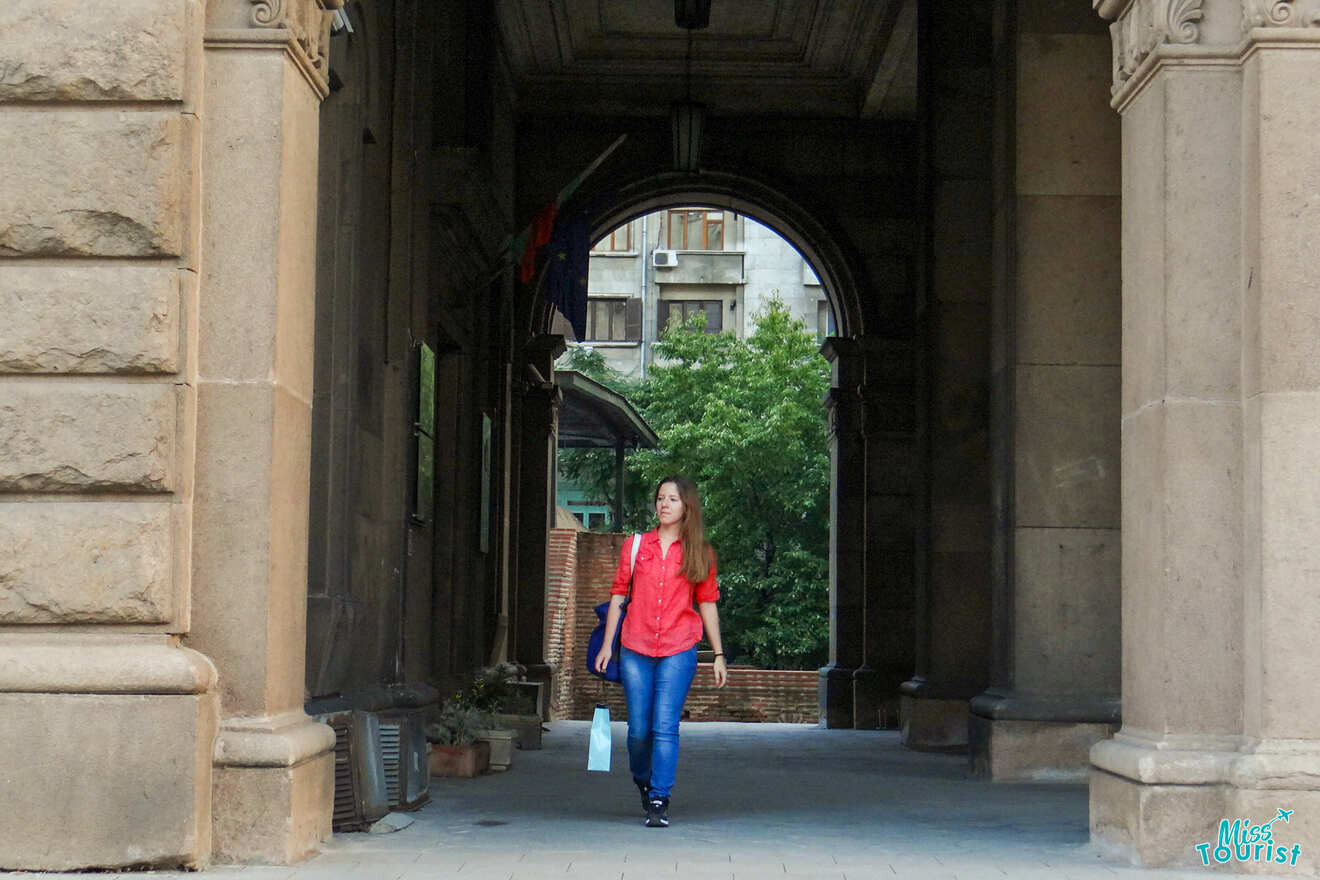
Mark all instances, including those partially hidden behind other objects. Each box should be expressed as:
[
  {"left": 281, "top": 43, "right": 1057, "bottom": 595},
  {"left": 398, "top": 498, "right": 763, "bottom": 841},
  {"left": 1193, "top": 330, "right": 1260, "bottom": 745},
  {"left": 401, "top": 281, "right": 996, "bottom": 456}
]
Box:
[
  {"left": 576, "top": 209, "right": 833, "bottom": 378},
  {"left": 1, "top": 0, "right": 1319, "bottom": 874}
]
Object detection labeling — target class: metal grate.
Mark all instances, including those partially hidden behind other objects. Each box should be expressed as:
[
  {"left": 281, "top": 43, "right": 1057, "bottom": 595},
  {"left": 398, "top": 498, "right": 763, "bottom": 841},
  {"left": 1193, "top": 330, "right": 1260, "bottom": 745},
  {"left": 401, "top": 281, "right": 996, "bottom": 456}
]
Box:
[
  {"left": 329, "top": 715, "right": 358, "bottom": 829},
  {"left": 379, "top": 720, "right": 402, "bottom": 808}
]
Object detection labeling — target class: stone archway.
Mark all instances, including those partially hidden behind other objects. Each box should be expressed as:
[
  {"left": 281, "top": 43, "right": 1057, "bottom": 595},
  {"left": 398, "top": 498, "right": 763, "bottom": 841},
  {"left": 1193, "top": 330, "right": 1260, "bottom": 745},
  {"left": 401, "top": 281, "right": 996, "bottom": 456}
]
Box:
[{"left": 513, "top": 164, "right": 920, "bottom": 732}]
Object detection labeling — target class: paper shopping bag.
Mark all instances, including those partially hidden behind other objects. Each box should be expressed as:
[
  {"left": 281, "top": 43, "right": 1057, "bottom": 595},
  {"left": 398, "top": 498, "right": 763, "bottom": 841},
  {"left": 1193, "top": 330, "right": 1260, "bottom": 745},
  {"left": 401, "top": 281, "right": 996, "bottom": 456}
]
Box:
[{"left": 587, "top": 704, "right": 612, "bottom": 772}]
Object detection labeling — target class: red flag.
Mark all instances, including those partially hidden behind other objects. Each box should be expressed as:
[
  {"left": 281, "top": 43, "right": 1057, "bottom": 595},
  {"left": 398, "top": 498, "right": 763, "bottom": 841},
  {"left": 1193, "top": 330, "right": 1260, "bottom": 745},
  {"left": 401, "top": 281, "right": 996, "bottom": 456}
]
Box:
[{"left": 517, "top": 202, "right": 558, "bottom": 283}]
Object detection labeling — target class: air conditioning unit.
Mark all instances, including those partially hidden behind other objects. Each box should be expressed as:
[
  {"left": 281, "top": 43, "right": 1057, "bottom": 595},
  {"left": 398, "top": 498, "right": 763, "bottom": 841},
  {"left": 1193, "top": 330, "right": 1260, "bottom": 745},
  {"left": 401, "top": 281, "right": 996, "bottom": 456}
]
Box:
[
  {"left": 652, "top": 249, "right": 678, "bottom": 267},
  {"left": 378, "top": 708, "right": 430, "bottom": 810},
  {"left": 319, "top": 709, "right": 390, "bottom": 832}
]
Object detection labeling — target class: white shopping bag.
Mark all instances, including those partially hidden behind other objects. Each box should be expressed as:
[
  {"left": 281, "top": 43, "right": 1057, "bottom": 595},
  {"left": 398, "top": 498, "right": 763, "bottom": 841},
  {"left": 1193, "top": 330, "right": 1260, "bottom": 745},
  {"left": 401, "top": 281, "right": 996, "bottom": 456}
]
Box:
[{"left": 587, "top": 704, "right": 612, "bottom": 772}]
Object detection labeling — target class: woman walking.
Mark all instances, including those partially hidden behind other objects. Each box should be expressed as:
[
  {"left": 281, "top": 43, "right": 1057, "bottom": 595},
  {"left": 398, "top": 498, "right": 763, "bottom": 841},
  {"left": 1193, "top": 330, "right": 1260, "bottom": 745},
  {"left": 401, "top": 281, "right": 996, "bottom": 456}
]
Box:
[{"left": 593, "top": 475, "right": 727, "bottom": 828}]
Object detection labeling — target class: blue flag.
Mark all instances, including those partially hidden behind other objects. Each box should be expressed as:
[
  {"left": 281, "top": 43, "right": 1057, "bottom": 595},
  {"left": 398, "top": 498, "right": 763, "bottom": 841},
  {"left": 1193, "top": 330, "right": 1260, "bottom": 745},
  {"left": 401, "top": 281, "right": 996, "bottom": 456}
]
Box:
[{"left": 543, "top": 217, "right": 590, "bottom": 342}]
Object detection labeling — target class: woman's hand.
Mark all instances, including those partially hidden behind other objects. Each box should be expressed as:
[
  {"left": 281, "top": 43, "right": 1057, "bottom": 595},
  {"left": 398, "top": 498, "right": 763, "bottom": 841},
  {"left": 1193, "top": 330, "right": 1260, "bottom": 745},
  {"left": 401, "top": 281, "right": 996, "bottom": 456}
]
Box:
[
  {"left": 712, "top": 655, "right": 727, "bottom": 688},
  {"left": 593, "top": 646, "right": 613, "bottom": 674}
]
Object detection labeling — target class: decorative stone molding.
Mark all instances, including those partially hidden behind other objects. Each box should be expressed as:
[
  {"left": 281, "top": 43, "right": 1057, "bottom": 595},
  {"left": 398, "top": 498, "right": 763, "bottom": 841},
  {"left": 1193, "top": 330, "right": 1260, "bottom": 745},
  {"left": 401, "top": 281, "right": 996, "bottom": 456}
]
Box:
[
  {"left": 1243, "top": 0, "right": 1320, "bottom": 28},
  {"left": 1108, "top": 0, "right": 1205, "bottom": 92},
  {"left": 248, "top": 0, "right": 343, "bottom": 82}
]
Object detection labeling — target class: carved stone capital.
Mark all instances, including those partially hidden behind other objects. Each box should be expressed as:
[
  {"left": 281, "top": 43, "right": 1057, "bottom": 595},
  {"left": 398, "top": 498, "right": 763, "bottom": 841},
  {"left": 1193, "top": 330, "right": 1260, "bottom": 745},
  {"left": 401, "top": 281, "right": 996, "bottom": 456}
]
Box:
[
  {"left": 1107, "top": 0, "right": 1205, "bottom": 93},
  {"left": 1243, "top": 0, "right": 1320, "bottom": 29},
  {"left": 248, "top": 0, "right": 343, "bottom": 85}
]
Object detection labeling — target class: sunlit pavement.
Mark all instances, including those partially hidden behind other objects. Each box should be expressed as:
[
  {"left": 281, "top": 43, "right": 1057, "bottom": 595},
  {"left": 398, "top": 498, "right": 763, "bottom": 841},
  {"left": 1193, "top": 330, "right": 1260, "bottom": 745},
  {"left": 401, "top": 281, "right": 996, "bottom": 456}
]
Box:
[{"left": 13, "top": 722, "right": 1301, "bottom": 879}]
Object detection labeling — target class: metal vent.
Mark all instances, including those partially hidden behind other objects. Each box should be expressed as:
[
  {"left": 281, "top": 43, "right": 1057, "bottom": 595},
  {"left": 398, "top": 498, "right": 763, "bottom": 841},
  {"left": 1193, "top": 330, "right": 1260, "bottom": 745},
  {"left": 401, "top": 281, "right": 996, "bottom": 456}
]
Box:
[
  {"left": 319, "top": 709, "right": 390, "bottom": 832},
  {"left": 379, "top": 720, "right": 402, "bottom": 806},
  {"left": 329, "top": 715, "right": 357, "bottom": 828},
  {"left": 378, "top": 709, "right": 430, "bottom": 811}
]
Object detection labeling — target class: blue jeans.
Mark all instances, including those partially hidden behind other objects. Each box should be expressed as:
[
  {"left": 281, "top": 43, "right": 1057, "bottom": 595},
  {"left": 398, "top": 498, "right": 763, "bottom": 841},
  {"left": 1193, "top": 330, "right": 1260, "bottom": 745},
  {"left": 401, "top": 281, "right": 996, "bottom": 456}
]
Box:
[{"left": 619, "top": 644, "right": 698, "bottom": 799}]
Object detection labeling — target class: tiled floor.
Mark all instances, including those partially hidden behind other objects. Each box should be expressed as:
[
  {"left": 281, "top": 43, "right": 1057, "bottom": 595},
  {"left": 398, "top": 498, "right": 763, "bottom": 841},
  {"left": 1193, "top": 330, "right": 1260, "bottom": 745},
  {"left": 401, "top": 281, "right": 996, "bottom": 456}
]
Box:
[{"left": 9, "top": 722, "right": 1304, "bottom": 879}]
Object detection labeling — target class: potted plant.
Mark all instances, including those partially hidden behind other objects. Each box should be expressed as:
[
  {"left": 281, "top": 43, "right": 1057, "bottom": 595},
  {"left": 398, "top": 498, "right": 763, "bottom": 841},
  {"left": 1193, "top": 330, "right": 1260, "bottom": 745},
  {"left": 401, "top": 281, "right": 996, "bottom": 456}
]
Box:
[
  {"left": 494, "top": 687, "right": 543, "bottom": 751},
  {"left": 426, "top": 703, "right": 493, "bottom": 778},
  {"left": 467, "top": 664, "right": 544, "bottom": 751}
]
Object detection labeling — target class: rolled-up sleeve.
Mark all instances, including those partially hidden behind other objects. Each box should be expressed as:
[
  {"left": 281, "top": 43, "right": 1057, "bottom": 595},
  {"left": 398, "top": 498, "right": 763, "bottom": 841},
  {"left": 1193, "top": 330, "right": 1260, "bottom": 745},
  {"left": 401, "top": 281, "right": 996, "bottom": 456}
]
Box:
[
  {"left": 610, "top": 535, "right": 636, "bottom": 596},
  {"left": 694, "top": 555, "right": 719, "bottom": 603}
]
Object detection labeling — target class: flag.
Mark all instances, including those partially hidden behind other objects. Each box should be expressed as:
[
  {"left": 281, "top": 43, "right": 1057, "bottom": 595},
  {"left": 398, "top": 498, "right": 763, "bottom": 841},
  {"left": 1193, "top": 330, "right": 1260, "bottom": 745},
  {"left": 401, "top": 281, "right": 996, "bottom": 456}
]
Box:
[
  {"left": 516, "top": 201, "right": 558, "bottom": 283},
  {"left": 543, "top": 216, "right": 590, "bottom": 341}
]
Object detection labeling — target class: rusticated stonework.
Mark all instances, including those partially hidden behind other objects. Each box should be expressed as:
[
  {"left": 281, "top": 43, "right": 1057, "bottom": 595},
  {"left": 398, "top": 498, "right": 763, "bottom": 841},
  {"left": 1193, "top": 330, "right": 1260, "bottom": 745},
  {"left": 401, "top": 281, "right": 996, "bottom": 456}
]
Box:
[
  {"left": 1109, "top": 0, "right": 1205, "bottom": 92},
  {"left": 248, "top": 0, "right": 343, "bottom": 82},
  {"left": 1243, "top": 0, "right": 1320, "bottom": 28}
]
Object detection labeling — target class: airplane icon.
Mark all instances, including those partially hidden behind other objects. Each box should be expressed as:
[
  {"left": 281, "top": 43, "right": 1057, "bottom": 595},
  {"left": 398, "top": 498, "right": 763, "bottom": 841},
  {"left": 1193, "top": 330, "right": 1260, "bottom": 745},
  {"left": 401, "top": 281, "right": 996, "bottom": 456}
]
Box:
[{"left": 1277, "top": 809, "right": 1294, "bottom": 824}]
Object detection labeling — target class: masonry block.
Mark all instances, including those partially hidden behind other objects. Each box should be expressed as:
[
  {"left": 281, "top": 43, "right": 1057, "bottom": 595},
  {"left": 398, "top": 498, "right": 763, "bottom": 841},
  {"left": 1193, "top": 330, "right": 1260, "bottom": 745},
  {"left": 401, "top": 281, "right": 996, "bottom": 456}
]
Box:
[
  {"left": 0, "top": 691, "right": 216, "bottom": 871},
  {"left": 0, "top": 112, "right": 190, "bottom": 257},
  {"left": 0, "top": 502, "right": 178, "bottom": 625},
  {"left": 0, "top": 0, "right": 192, "bottom": 102},
  {"left": 0, "top": 383, "right": 178, "bottom": 492},
  {"left": 0, "top": 265, "right": 181, "bottom": 373}
]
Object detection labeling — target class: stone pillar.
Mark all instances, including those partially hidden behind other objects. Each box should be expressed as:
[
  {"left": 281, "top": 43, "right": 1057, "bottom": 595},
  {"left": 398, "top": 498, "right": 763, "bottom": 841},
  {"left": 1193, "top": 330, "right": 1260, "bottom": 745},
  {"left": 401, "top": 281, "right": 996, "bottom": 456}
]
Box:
[
  {"left": 970, "top": 2, "right": 1122, "bottom": 781},
  {"left": 902, "top": 1, "right": 995, "bottom": 750},
  {"left": 187, "top": 0, "right": 341, "bottom": 864},
  {"left": 512, "top": 334, "right": 565, "bottom": 692},
  {"left": 1089, "top": 0, "right": 1320, "bottom": 870},
  {"left": 819, "top": 338, "right": 865, "bottom": 728},
  {"left": 0, "top": 1, "right": 219, "bottom": 870},
  {"left": 1233, "top": 15, "right": 1320, "bottom": 867},
  {"left": 854, "top": 338, "right": 918, "bottom": 730}
]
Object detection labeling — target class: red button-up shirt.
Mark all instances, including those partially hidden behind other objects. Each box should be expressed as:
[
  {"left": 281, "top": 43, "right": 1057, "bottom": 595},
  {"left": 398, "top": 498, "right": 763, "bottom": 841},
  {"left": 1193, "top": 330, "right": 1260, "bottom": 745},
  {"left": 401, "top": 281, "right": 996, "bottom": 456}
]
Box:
[{"left": 611, "top": 530, "right": 720, "bottom": 658}]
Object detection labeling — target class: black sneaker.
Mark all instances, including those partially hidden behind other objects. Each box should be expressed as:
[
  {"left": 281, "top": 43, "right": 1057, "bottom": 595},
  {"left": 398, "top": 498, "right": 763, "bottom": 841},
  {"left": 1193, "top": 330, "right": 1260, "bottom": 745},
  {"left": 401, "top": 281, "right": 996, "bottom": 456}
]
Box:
[
  {"left": 635, "top": 780, "right": 650, "bottom": 816},
  {"left": 644, "top": 796, "right": 670, "bottom": 828}
]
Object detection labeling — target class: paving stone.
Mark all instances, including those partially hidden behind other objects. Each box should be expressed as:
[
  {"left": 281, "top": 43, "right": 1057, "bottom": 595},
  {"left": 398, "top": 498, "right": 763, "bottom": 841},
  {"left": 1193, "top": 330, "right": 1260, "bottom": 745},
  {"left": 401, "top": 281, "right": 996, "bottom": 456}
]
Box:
[{"left": 17, "top": 722, "right": 1291, "bottom": 880}]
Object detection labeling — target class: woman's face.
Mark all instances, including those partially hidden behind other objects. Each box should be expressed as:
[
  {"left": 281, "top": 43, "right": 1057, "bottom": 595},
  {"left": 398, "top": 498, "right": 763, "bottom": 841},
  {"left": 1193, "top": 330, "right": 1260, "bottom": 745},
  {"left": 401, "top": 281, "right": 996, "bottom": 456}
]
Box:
[{"left": 655, "top": 482, "right": 684, "bottom": 528}]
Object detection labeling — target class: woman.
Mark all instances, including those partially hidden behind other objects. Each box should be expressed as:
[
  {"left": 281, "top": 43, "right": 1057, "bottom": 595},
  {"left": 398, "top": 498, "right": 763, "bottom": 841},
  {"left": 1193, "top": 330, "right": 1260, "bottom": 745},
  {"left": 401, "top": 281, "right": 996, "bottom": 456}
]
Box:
[{"left": 593, "top": 475, "right": 727, "bottom": 828}]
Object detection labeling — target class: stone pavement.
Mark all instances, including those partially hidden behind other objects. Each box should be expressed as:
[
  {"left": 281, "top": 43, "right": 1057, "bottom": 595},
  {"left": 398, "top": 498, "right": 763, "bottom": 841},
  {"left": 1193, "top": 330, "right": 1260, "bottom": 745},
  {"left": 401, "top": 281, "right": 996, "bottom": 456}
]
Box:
[{"left": 11, "top": 722, "right": 1302, "bottom": 879}]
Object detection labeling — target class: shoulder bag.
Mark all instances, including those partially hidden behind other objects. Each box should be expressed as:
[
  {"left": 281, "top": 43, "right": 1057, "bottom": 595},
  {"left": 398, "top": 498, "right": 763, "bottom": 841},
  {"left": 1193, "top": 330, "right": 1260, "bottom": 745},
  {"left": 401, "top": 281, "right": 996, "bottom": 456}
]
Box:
[{"left": 585, "top": 533, "right": 640, "bottom": 683}]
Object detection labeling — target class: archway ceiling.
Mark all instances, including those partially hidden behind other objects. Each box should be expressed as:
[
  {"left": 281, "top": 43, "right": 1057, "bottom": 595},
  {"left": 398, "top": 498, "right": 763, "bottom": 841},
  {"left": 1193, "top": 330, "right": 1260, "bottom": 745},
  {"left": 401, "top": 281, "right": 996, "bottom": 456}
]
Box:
[{"left": 495, "top": 0, "right": 916, "bottom": 119}]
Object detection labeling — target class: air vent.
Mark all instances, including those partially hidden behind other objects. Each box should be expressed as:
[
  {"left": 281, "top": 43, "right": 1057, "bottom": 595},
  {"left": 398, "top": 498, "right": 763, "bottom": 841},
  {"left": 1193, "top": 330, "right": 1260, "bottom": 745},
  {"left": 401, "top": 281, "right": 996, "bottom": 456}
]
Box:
[
  {"left": 319, "top": 710, "right": 390, "bottom": 832},
  {"left": 379, "top": 720, "right": 402, "bottom": 806},
  {"left": 378, "top": 709, "right": 430, "bottom": 810},
  {"left": 652, "top": 250, "right": 678, "bottom": 267}
]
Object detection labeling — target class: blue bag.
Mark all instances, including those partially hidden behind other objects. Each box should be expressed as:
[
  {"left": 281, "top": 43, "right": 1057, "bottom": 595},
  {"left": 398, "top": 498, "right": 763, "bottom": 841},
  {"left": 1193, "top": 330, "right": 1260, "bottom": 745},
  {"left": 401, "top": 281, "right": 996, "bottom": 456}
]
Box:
[
  {"left": 587, "top": 704, "right": 612, "bottom": 772},
  {"left": 585, "top": 534, "right": 641, "bottom": 683}
]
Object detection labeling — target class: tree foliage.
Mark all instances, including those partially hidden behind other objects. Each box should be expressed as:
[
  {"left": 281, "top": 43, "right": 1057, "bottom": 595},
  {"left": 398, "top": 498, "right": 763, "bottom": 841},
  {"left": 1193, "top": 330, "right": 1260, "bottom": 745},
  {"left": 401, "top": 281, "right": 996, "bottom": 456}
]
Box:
[{"left": 557, "top": 301, "right": 831, "bottom": 669}]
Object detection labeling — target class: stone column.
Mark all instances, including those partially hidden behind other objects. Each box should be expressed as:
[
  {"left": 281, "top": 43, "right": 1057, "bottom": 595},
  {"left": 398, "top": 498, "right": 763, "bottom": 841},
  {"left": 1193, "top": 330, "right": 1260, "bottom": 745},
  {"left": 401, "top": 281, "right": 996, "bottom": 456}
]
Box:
[
  {"left": 512, "top": 334, "right": 565, "bottom": 692},
  {"left": 1086, "top": 0, "right": 1320, "bottom": 869},
  {"left": 0, "top": 1, "right": 218, "bottom": 870},
  {"left": 970, "top": 2, "right": 1122, "bottom": 781},
  {"left": 819, "top": 338, "right": 865, "bottom": 728},
  {"left": 1233, "top": 15, "right": 1320, "bottom": 867},
  {"left": 187, "top": 0, "right": 341, "bottom": 864},
  {"left": 854, "top": 338, "right": 918, "bottom": 730},
  {"left": 901, "top": 1, "right": 995, "bottom": 750}
]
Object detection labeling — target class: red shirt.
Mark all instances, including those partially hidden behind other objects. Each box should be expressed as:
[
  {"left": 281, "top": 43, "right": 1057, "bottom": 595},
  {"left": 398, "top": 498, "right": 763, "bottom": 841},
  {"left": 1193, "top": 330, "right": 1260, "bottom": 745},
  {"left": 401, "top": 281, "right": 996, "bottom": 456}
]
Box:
[{"left": 611, "top": 530, "right": 720, "bottom": 658}]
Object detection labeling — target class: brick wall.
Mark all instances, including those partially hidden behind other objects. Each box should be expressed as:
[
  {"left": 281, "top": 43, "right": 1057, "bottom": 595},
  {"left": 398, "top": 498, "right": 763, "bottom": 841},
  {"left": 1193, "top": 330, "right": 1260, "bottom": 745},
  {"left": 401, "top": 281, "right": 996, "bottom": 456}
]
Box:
[
  {"left": 546, "top": 529, "right": 819, "bottom": 724},
  {"left": 544, "top": 528, "right": 579, "bottom": 719}
]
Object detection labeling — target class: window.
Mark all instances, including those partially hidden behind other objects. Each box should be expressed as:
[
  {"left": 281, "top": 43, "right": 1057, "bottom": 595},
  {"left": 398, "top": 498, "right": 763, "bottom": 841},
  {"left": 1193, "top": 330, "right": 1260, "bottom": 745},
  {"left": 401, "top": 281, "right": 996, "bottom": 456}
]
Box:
[
  {"left": 586, "top": 297, "right": 641, "bottom": 342},
  {"left": 816, "top": 301, "right": 837, "bottom": 344},
  {"left": 667, "top": 209, "right": 724, "bottom": 250},
  {"left": 593, "top": 223, "right": 632, "bottom": 252},
  {"left": 659, "top": 299, "right": 724, "bottom": 335},
  {"left": 587, "top": 512, "right": 605, "bottom": 529}
]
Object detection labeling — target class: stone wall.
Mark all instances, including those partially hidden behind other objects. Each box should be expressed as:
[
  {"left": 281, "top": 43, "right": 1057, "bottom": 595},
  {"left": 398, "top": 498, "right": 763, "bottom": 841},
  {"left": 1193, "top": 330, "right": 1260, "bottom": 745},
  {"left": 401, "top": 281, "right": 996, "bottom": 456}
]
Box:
[
  {"left": 0, "top": 0, "right": 218, "bottom": 870},
  {"left": 547, "top": 529, "right": 819, "bottom": 724}
]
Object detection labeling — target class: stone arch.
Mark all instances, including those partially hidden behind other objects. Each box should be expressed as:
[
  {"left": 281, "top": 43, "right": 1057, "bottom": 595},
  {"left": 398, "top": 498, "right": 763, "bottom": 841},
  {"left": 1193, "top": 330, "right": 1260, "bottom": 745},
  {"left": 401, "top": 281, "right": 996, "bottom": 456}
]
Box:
[
  {"left": 527, "top": 169, "right": 869, "bottom": 342},
  {"left": 523, "top": 168, "right": 886, "bottom": 728}
]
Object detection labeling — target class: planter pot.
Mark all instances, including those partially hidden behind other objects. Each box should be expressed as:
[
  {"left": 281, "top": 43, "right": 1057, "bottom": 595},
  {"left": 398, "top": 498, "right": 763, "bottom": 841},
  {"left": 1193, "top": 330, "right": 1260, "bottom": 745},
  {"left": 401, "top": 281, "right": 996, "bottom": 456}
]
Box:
[
  {"left": 428, "top": 741, "right": 490, "bottom": 778},
  {"left": 495, "top": 713, "right": 543, "bottom": 750},
  {"left": 476, "top": 728, "right": 516, "bottom": 771}
]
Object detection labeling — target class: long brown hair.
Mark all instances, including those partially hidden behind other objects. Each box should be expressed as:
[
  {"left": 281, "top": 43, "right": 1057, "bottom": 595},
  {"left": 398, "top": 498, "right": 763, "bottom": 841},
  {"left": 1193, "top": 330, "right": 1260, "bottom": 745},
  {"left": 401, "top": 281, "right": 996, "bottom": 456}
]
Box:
[{"left": 655, "top": 475, "right": 714, "bottom": 584}]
